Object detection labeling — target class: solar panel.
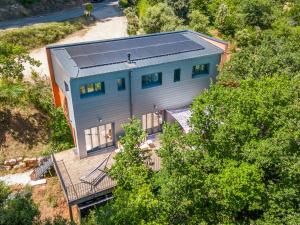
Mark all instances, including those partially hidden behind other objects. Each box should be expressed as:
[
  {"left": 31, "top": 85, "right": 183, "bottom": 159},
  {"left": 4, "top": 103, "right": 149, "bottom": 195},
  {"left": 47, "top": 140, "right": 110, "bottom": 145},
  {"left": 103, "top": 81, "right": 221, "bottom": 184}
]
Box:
[{"left": 67, "top": 33, "right": 204, "bottom": 68}]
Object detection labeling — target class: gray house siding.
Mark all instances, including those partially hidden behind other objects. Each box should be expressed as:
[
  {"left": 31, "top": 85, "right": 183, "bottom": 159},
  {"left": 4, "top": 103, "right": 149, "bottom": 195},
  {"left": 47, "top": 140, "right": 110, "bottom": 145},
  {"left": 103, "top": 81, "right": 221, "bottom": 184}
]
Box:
[
  {"left": 70, "top": 71, "right": 131, "bottom": 158},
  {"left": 51, "top": 54, "right": 76, "bottom": 128},
  {"left": 70, "top": 53, "right": 221, "bottom": 158},
  {"left": 131, "top": 54, "right": 221, "bottom": 118}
]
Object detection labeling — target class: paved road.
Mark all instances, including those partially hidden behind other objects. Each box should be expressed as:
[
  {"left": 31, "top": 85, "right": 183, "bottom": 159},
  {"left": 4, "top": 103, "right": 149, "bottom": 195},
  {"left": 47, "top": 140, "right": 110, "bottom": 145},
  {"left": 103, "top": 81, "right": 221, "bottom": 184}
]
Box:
[{"left": 0, "top": 1, "right": 107, "bottom": 30}]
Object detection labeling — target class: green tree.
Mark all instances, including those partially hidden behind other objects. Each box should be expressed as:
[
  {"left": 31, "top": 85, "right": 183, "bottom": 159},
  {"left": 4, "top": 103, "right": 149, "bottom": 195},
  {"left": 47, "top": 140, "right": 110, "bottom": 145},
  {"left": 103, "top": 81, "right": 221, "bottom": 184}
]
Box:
[
  {"left": 241, "top": 0, "right": 274, "bottom": 29},
  {"left": 140, "top": 3, "right": 183, "bottom": 33},
  {"left": 84, "top": 118, "right": 159, "bottom": 224},
  {"left": 85, "top": 3, "right": 94, "bottom": 17},
  {"left": 0, "top": 42, "right": 39, "bottom": 81},
  {"left": 214, "top": 3, "right": 238, "bottom": 36},
  {"left": 188, "top": 10, "right": 209, "bottom": 33},
  {"left": 0, "top": 184, "right": 40, "bottom": 225},
  {"left": 220, "top": 31, "right": 300, "bottom": 80},
  {"left": 190, "top": 75, "right": 300, "bottom": 223},
  {"left": 166, "top": 0, "right": 190, "bottom": 19}
]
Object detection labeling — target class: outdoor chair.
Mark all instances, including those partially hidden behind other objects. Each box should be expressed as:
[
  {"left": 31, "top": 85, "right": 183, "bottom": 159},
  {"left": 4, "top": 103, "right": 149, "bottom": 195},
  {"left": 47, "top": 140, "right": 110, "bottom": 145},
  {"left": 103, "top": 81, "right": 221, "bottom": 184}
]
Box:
[{"left": 80, "top": 153, "right": 111, "bottom": 188}]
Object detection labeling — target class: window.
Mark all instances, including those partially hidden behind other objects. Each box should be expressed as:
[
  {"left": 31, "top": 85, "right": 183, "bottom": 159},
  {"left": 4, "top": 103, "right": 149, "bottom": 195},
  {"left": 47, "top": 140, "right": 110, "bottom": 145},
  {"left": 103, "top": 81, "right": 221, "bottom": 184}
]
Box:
[
  {"left": 80, "top": 82, "right": 105, "bottom": 98},
  {"left": 192, "top": 63, "right": 210, "bottom": 77},
  {"left": 174, "top": 68, "right": 181, "bottom": 82},
  {"left": 84, "top": 123, "right": 114, "bottom": 152},
  {"left": 117, "top": 78, "right": 126, "bottom": 91},
  {"left": 64, "top": 81, "right": 69, "bottom": 91},
  {"left": 142, "top": 72, "right": 162, "bottom": 89},
  {"left": 142, "top": 113, "right": 163, "bottom": 134}
]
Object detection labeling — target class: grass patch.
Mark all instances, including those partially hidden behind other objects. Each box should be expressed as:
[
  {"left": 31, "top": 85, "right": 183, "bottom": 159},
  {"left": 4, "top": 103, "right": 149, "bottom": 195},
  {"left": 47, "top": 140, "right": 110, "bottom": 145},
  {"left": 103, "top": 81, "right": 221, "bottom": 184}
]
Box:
[{"left": 0, "top": 16, "right": 95, "bottom": 50}]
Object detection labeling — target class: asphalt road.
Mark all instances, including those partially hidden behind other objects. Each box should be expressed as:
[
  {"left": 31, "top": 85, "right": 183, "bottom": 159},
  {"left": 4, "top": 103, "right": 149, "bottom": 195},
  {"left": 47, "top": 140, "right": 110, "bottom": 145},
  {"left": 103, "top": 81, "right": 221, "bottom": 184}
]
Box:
[{"left": 0, "top": 1, "right": 106, "bottom": 30}]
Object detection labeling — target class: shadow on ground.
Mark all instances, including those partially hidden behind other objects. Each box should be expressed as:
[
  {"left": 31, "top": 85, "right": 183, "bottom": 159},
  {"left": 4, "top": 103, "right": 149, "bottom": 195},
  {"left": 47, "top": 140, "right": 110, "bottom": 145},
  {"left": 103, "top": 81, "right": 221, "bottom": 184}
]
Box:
[{"left": 0, "top": 108, "right": 50, "bottom": 149}]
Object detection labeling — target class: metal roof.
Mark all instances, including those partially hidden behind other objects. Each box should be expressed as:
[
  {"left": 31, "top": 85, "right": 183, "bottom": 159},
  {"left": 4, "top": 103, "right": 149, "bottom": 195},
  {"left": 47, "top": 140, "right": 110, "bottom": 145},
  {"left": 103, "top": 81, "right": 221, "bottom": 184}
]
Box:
[
  {"left": 48, "top": 30, "right": 226, "bottom": 78},
  {"left": 167, "top": 108, "right": 192, "bottom": 133}
]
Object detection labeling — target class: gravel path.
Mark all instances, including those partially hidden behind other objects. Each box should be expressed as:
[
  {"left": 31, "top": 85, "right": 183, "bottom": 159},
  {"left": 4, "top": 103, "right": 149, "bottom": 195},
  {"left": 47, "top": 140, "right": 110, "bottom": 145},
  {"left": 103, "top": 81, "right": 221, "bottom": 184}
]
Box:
[
  {"left": 24, "top": 0, "right": 127, "bottom": 77},
  {"left": 0, "top": 170, "right": 47, "bottom": 186}
]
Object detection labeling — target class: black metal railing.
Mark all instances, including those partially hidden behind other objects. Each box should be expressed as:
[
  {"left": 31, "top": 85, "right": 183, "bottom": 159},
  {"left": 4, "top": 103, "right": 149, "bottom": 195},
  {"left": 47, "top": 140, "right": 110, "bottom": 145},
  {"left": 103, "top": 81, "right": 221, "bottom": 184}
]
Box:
[{"left": 52, "top": 154, "right": 116, "bottom": 204}]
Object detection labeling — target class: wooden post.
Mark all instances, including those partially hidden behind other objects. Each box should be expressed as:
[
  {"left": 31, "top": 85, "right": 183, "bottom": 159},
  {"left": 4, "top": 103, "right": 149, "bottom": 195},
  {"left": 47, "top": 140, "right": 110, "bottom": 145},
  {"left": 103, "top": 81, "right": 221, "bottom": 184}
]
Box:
[{"left": 68, "top": 204, "right": 74, "bottom": 222}]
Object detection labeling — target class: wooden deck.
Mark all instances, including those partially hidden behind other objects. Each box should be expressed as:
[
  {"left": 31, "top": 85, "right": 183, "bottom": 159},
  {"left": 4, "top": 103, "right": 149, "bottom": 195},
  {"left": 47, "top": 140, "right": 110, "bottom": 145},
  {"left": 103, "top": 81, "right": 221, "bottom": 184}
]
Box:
[{"left": 52, "top": 134, "right": 161, "bottom": 205}]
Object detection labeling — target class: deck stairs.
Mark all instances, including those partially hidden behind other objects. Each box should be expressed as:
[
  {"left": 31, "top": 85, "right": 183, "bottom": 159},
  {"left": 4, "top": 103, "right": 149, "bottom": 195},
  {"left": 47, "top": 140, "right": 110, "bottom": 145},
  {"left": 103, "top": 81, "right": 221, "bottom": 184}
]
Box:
[{"left": 31, "top": 157, "right": 53, "bottom": 180}]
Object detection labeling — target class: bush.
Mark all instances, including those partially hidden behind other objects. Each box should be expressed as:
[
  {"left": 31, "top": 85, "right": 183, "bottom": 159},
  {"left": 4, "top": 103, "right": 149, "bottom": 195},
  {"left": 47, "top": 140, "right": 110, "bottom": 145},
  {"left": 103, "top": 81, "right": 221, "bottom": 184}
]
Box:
[
  {"left": 27, "top": 77, "right": 74, "bottom": 153},
  {"left": 136, "top": 0, "right": 150, "bottom": 17},
  {"left": 140, "top": 3, "right": 183, "bottom": 33},
  {"left": 214, "top": 3, "right": 238, "bottom": 36},
  {"left": 189, "top": 10, "right": 209, "bottom": 33},
  {"left": 0, "top": 17, "right": 94, "bottom": 50},
  {"left": 0, "top": 184, "right": 40, "bottom": 225},
  {"left": 124, "top": 7, "right": 139, "bottom": 35},
  {"left": 119, "top": 0, "right": 129, "bottom": 8},
  {"left": 241, "top": 0, "right": 274, "bottom": 29},
  {"left": 235, "top": 28, "right": 261, "bottom": 48}
]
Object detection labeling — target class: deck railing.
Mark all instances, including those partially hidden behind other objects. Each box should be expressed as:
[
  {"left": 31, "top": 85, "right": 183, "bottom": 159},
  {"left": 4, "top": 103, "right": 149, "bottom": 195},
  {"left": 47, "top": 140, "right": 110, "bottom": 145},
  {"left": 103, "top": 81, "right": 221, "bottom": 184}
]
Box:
[{"left": 52, "top": 154, "right": 116, "bottom": 204}]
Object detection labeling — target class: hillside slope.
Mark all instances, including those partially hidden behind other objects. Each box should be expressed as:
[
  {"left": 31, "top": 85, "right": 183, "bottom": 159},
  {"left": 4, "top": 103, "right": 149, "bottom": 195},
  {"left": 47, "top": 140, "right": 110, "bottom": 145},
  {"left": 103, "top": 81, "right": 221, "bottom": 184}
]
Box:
[{"left": 0, "top": 0, "right": 86, "bottom": 21}]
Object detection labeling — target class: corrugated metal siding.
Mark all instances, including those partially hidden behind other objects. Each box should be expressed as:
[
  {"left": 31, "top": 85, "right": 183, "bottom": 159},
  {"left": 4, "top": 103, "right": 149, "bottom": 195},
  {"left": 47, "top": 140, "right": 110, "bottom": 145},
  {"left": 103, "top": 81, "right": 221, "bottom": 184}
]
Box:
[
  {"left": 51, "top": 53, "right": 76, "bottom": 128},
  {"left": 131, "top": 55, "right": 220, "bottom": 117},
  {"left": 70, "top": 54, "right": 221, "bottom": 157},
  {"left": 71, "top": 71, "right": 131, "bottom": 158}
]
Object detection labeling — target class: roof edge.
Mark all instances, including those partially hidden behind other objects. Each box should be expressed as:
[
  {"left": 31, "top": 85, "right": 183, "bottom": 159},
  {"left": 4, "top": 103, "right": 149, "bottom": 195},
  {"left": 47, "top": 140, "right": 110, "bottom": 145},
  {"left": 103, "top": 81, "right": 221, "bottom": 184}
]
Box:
[
  {"left": 46, "top": 30, "right": 227, "bottom": 50},
  {"left": 46, "top": 30, "right": 186, "bottom": 49},
  {"left": 188, "top": 30, "right": 228, "bottom": 45}
]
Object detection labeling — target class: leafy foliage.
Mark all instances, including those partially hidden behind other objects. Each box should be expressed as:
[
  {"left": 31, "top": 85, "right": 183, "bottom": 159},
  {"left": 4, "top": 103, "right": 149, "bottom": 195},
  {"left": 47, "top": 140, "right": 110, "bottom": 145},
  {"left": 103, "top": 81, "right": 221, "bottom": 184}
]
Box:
[
  {"left": 0, "top": 42, "right": 39, "bottom": 80},
  {"left": 188, "top": 10, "right": 209, "bottom": 33},
  {"left": 0, "top": 184, "right": 40, "bottom": 225},
  {"left": 86, "top": 75, "right": 300, "bottom": 224},
  {"left": 84, "top": 119, "right": 159, "bottom": 225},
  {"left": 124, "top": 7, "right": 139, "bottom": 35},
  {"left": 0, "top": 17, "right": 94, "bottom": 50},
  {"left": 220, "top": 29, "right": 300, "bottom": 80},
  {"left": 140, "top": 3, "right": 184, "bottom": 33}
]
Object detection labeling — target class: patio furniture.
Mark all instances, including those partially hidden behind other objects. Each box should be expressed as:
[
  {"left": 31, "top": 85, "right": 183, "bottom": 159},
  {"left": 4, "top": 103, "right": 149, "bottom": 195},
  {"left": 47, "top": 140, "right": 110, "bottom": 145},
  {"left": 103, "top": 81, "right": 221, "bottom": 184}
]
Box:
[{"left": 80, "top": 153, "right": 111, "bottom": 187}]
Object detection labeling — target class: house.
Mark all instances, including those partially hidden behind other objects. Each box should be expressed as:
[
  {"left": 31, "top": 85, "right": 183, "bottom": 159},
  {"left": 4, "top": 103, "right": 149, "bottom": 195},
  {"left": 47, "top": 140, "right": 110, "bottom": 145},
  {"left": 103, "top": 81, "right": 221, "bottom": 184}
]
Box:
[{"left": 46, "top": 30, "right": 228, "bottom": 220}]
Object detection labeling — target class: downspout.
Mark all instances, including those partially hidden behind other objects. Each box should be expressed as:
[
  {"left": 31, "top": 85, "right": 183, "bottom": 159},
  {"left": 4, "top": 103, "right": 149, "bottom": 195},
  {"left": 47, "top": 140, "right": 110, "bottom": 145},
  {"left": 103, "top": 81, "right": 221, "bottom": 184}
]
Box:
[{"left": 129, "top": 70, "right": 133, "bottom": 119}]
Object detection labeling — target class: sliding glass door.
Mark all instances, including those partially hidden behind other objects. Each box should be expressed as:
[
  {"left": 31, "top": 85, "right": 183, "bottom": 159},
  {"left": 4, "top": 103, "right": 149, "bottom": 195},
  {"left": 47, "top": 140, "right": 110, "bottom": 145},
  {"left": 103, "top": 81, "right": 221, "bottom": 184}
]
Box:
[
  {"left": 84, "top": 123, "right": 114, "bottom": 152},
  {"left": 142, "top": 113, "right": 163, "bottom": 134}
]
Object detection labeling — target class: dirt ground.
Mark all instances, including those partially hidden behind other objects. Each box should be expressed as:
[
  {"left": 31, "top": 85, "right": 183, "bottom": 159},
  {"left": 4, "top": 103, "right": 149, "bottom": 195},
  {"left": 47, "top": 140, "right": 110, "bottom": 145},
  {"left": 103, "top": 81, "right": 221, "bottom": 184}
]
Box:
[
  {"left": 31, "top": 176, "right": 79, "bottom": 223},
  {"left": 0, "top": 107, "right": 50, "bottom": 161},
  {"left": 25, "top": 0, "right": 127, "bottom": 77}
]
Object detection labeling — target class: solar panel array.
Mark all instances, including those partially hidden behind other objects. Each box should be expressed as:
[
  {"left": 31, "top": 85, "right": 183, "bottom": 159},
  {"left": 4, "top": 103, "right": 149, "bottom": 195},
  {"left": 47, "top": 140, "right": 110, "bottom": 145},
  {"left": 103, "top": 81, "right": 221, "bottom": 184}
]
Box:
[{"left": 65, "top": 33, "right": 204, "bottom": 69}]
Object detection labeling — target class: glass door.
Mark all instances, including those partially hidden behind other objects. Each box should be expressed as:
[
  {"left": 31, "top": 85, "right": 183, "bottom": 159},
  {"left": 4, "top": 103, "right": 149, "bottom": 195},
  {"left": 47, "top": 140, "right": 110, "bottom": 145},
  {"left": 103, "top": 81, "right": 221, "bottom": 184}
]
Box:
[
  {"left": 142, "top": 113, "right": 163, "bottom": 134},
  {"left": 84, "top": 123, "right": 114, "bottom": 152}
]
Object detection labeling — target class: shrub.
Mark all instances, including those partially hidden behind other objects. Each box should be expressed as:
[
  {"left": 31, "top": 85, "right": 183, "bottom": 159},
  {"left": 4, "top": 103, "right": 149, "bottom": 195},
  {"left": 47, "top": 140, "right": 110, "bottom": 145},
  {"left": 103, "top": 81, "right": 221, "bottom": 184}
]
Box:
[
  {"left": 0, "top": 17, "right": 94, "bottom": 50},
  {"left": 119, "top": 0, "right": 129, "bottom": 8},
  {"left": 124, "top": 7, "right": 139, "bottom": 35},
  {"left": 136, "top": 0, "right": 149, "bottom": 17},
  {"left": 189, "top": 10, "right": 209, "bottom": 33},
  {"left": 140, "top": 3, "right": 183, "bottom": 33},
  {"left": 214, "top": 3, "right": 238, "bottom": 36}
]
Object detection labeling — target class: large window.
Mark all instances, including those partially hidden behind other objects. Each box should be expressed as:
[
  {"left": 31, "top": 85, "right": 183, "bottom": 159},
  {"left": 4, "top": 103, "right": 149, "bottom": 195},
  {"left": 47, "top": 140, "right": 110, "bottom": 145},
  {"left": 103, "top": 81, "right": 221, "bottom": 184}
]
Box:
[
  {"left": 142, "top": 72, "right": 162, "bottom": 89},
  {"left": 192, "top": 64, "right": 210, "bottom": 77},
  {"left": 142, "top": 113, "right": 163, "bottom": 134},
  {"left": 84, "top": 123, "right": 114, "bottom": 152},
  {"left": 117, "top": 78, "right": 126, "bottom": 91},
  {"left": 80, "top": 82, "right": 105, "bottom": 98},
  {"left": 174, "top": 68, "right": 181, "bottom": 82}
]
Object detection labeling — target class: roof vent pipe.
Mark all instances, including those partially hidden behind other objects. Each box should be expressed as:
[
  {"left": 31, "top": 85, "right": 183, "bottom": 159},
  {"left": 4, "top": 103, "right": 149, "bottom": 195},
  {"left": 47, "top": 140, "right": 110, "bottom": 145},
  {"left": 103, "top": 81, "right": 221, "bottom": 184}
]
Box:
[{"left": 127, "top": 53, "right": 131, "bottom": 63}]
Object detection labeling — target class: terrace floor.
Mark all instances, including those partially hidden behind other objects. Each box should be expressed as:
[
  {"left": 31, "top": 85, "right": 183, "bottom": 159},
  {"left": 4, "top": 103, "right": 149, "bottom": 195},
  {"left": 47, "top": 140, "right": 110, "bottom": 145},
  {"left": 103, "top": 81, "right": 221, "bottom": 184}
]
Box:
[{"left": 53, "top": 133, "right": 161, "bottom": 205}]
